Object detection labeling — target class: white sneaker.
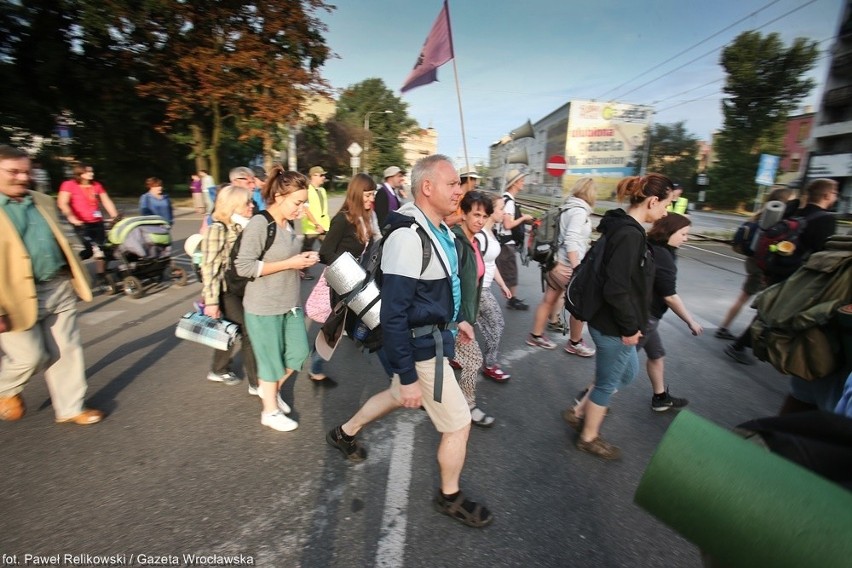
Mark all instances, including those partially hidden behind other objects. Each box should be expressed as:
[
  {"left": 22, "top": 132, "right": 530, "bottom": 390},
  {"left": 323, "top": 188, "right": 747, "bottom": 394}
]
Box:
[
  {"left": 207, "top": 371, "right": 241, "bottom": 386},
  {"left": 261, "top": 411, "right": 298, "bottom": 432},
  {"left": 564, "top": 340, "right": 596, "bottom": 357},
  {"left": 247, "top": 384, "right": 260, "bottom": 397},
  {"left": 276, "top": 391, "right": 292, "bottom": 414}
]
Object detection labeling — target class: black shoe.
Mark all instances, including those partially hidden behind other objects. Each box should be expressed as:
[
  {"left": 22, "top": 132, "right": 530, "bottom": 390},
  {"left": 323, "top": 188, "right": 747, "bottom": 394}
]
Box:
[
  {"left": 651, "top": 389, "right": 689, "bottom": 412},
  {"left": 725, "top": 344, "right": 755, "bottom": 365},
  {"left": 507, "top": 298, "right": 529, "bottom": 311},
  {"left": 326, "top": 426, "right": 366, "bottom": 462},
  {"left": 714, "top": 327, "right": 736, "bottom": 340}
]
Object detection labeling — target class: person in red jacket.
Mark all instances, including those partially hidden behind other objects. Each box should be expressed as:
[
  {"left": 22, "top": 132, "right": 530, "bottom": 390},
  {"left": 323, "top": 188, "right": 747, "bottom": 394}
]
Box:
[{"left": 57, "top": 163, "right": 119, "bottom": 287}]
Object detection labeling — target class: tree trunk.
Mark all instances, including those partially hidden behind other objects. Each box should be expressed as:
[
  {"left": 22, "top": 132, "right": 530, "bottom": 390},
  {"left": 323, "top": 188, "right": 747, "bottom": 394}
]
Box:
[
  {"left": 190, "top": 123, "right": 207, "bottom": 173},
  {"left": 210, "top": 100, "right": 222, "bottom": 182},
  {"left": 262, "top": 131, "right": 275, "bottom": 171}
]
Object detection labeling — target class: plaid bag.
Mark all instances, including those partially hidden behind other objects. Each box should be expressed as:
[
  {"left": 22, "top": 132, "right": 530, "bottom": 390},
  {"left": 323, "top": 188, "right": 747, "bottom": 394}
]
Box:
[{"left": 175, "top": 311, "right": 239, "bottom": 351}]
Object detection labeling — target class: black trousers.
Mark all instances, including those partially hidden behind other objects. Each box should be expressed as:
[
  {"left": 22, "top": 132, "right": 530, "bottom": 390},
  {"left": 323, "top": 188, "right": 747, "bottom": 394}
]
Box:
[{"left": 211, "top": 290, "right": 258, "bottom": 388}]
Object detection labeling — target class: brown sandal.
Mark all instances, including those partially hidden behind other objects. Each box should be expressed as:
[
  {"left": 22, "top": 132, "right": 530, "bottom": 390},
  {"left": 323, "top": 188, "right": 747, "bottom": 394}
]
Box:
[{"left": 433, "top": 490, "right": 493, "bottom": 528}]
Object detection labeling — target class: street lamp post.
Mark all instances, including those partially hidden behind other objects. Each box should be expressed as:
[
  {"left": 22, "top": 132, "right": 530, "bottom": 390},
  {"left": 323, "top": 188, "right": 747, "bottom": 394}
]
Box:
[{"left": 364, "top": 109, "right": 393, "bottom": 174}]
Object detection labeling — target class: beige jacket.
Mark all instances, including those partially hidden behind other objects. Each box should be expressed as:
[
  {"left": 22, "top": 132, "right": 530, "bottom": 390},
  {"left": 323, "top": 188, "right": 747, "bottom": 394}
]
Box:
[{"left": 0, "top": 191, "right": 92, "bottom": 331}]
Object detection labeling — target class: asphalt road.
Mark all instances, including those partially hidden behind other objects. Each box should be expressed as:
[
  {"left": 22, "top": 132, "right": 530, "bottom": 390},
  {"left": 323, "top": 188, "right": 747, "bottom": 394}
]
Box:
[{"left": 1, "top": 204, "right": 791, "bottom": 568}]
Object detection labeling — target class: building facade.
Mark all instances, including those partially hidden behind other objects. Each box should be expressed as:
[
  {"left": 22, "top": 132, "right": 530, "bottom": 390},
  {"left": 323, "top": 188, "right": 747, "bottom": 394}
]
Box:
[
  {"left": 807, "top": 0, "right": 852, "bottom": 215},
  {"left": 401, "top": 127, "right": 438, "bottom": 172},
  {"left": 779, "top": 112, "right": 815, "bottom": 183},
  {"left": 488, "top": 100, "right": 652, "bottom": 198}
]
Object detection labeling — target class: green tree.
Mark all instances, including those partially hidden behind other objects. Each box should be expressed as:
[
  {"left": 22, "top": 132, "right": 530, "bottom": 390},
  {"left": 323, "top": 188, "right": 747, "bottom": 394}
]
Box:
[
  {"left": 0, "top": 0, "right": 186, "bottom": 193},
  {"left": 109, "top": 0, "right": 332, "bottom": 181},
  {"left": 631, "top": 121, "right": 699, "bottom": 187},
  {"left": 297, "top": 115, "right": 357, "bottom": 179},
  {"left": 335, "top": 78, "right": 418, "bottom": 175},
  {"left": 709, "top": 31, "right": 818, "bottom": 208}
]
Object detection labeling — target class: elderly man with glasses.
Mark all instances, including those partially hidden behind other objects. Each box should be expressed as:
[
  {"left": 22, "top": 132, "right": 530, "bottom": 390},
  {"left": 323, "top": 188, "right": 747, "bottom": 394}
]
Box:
[{"left": 0, "top": 145, "right": 104, "bottom": 426}]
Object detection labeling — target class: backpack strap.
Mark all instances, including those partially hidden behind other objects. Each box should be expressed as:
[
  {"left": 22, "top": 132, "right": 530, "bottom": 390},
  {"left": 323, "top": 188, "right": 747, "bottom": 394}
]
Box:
[{"left": 258, "top": 210, "right": 277, "bottom": 260}]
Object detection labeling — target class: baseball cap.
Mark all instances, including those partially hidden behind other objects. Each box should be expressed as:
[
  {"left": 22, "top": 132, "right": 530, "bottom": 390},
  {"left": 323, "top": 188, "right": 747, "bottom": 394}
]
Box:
[
  {"left": 383, "top": 166, "right": 404, "bottom": 179},
  {"left": 309, "top": 166, "right": 327, "bottom": 176}
]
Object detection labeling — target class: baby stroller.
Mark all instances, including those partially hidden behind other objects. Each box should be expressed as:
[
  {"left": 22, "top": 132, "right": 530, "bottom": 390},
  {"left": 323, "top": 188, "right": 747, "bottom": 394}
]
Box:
[{"left": 103, "top": 215, "right": 188, "bottom": 298}]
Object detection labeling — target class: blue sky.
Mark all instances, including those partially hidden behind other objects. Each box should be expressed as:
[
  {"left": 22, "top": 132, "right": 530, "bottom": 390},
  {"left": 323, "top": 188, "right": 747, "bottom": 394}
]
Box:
[{"left": 317, "top": 0, "right": 843, "bottom": 166}]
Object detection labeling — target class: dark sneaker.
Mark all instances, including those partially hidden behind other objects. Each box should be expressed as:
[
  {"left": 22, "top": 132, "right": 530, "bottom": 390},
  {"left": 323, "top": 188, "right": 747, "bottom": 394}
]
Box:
[
  {"left": 507, "top": 298, "right": 529, "bottom": 311},
  {"left": 651, "top": 389, "right": 689, "bottom": 412},
  {"left": 576, "top": 436, "right": 621, "bottom": 460},
  {"left": 326, "top": 426, "right": 366, "bottom": 462},
  {"left": 547, "top": 318, "right": 564, "bottom": 332},
  {"left": 725, "top": 344, "right": 755, "bottom": 365},
  {"left": 572, "top": 389, "right": 612, "bottom": 415},
  {"left": 561, "top": 408, "right": 583, "bottom": 432},
  {"left": 714, "top": 327, "right": 736, "bottom": 340}
]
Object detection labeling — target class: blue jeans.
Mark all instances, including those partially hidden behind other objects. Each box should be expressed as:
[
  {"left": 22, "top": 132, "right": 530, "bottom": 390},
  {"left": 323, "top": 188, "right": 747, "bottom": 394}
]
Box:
[
  {"left": 589, "top": 326, "right": 639, "bottom": 407},
  {"left": 310, "top": 349, "right": 324, "bottom": 375}
]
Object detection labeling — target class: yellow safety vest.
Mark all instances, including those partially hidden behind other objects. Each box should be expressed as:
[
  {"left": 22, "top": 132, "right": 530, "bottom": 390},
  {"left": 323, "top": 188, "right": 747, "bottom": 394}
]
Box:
[{"left": 667, "top": 196, "right": 688, "bottom": 214}]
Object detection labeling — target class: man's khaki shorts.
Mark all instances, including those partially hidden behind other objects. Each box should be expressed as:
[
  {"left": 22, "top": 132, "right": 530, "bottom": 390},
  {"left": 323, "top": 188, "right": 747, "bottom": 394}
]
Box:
[{"left": 390, "top": 358, "right": 471, "bottom": 433}]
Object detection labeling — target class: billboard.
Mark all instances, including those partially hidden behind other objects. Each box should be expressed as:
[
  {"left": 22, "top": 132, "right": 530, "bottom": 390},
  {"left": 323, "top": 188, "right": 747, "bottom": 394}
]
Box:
[{"left": 565, "top": 100, "right": 653, "bottom": 179}]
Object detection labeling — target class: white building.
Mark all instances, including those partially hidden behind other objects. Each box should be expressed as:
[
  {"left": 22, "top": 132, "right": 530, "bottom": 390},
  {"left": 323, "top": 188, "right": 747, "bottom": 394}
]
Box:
[{"left": 489, "top": 99, "right": 652, "bottom": 198}]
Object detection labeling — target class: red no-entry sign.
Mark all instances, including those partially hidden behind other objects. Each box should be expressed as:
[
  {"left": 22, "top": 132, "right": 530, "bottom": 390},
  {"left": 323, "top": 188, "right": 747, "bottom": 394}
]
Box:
[{"left": 546, "top": 155, "right": 567, "bottom": 177}]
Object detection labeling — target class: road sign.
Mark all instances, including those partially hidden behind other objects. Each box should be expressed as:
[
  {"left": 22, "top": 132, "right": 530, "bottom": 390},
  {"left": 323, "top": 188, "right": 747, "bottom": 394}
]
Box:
[
  {"left": 350, "top": 156, "right": 361, "bottom": 168},
  {"left": 546, "top": 155, "right": 567, "bottom": 177},
  {"left": 347, "top": 142, "right": 363, "bottom": 157},
  {"left": 755, "top": 154, "right": 780, "bottom": 186}
]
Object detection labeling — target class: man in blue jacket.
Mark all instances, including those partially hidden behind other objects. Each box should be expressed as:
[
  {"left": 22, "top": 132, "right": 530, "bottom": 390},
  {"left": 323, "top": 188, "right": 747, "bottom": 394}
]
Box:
[{"left": 326, "top": 154, "right": 493, "bottom": 528}]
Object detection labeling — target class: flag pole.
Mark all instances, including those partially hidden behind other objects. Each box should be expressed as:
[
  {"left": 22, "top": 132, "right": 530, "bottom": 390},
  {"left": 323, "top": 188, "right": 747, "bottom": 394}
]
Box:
[{"left": 444, "top": 1, "right": 470, "bottom": 173}]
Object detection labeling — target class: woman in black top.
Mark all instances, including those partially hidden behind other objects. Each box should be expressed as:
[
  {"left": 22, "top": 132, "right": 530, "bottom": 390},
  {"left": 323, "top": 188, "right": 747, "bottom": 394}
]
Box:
[
  {"left": 563, "top": 173, "right": 674, "bottom": 460},
  {"left": 639, "top": 213, "right": 703, "bottom": 412},
  {"left": 309, "top": 174, "right": 380, "bottom": 380}
]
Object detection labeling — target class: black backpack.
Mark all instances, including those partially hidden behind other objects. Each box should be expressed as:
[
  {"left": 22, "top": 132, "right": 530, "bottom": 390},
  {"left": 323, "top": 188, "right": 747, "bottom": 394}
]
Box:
[
  {"left": 752, "top": 209, "right": 832, "bottom": 282},
  {"left": 564, "top": 233, "right": 609, "bottom": 322},
  {"left": 223, "top": 210, "right": 277, "bottom": 297},
  {"left": 565, "top": 225, "right": 645, "bottom": 322},
  {"left": 731, "top": 220, "right": 760, "bottom": 256}
]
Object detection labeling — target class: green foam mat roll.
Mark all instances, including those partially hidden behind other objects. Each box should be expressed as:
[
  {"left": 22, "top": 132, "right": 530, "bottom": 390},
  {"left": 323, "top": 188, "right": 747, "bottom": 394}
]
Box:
[{"left": 634, "top": 410, "right": 852, "bottom": 568}]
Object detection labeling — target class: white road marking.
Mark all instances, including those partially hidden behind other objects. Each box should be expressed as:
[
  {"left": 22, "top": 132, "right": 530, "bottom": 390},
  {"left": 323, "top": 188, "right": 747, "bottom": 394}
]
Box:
[{"left": 375, "top": 413, "right": 421, "bottom": 568}]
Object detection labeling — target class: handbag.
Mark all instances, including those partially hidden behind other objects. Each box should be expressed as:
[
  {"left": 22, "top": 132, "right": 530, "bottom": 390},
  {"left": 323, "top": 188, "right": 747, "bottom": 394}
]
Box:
[
  {"left": 305, "top": 270, "right": 332, "bottom": 323},
  {"left": 175, "top": 311, "right": 239, "bottom": 351}
]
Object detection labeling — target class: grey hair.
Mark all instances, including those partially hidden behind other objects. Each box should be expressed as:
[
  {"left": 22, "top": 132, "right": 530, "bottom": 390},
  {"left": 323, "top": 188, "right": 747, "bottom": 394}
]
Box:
[
  {"left": 229, "top": 166, "right": 254, "bottom": 182},
  {"left": 410, "top": 154, "right": 452, "bottom": 198}
]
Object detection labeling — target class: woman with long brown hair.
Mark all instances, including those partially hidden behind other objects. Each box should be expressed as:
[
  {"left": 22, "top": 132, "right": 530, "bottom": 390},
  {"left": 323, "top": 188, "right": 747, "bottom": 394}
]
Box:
[{"left": 311, "top": 174, "right": 382, "bottom": 379}]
